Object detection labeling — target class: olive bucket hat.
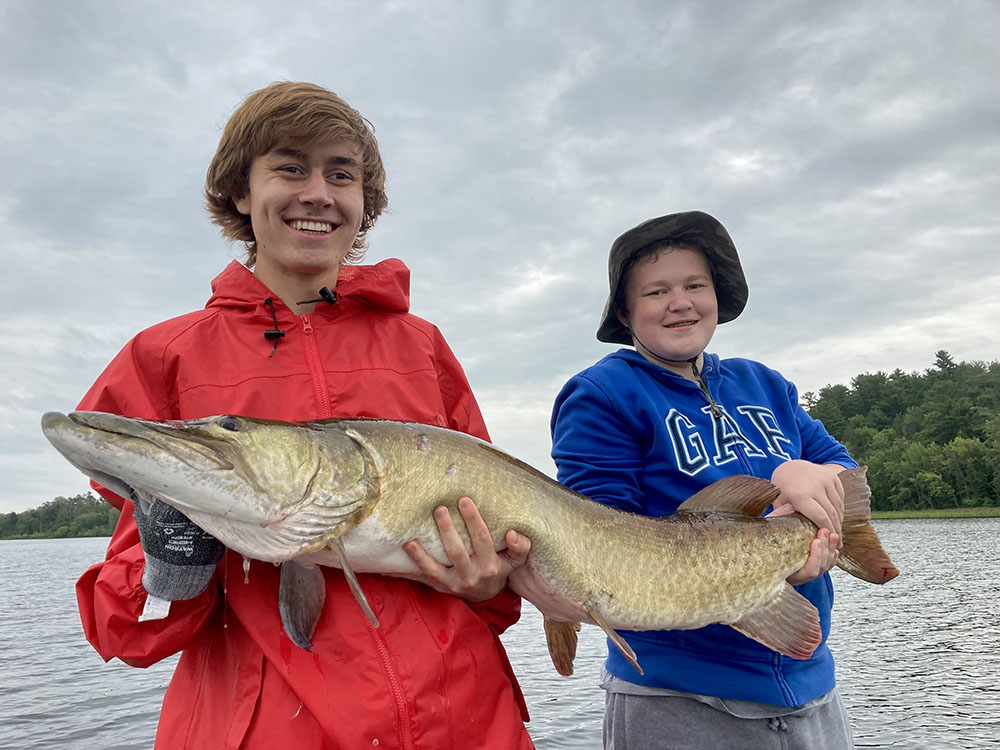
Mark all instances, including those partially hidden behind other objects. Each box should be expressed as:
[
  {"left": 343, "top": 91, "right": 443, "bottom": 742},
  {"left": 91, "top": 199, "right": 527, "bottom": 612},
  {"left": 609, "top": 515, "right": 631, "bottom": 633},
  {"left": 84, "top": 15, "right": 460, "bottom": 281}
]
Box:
[{"left": 596, "top": 210, "right": 749, "bottom": 345}]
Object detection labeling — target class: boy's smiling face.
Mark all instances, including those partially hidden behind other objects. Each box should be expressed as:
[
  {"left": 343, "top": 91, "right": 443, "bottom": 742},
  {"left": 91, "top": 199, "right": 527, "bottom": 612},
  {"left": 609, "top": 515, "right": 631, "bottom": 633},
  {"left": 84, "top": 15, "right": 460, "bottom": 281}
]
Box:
[
  {"left": 619, "top": 246, "right": 719, "bottom": 366},
  {"left": 235, "top": 139, "right": 365, "bottom": 286}
]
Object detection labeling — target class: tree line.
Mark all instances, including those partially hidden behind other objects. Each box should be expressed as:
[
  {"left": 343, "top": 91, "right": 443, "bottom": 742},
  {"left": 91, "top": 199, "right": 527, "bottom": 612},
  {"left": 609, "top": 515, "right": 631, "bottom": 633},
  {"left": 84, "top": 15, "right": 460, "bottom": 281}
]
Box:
[
  {"left": 804, "top": 350, "right": 1000, "bottom": 511},
  {"left": 0, "top": 493, "right": 118, "bottom": 539},
  {"left": 3, "top": 349, "right": 996, "bottom": 539}
]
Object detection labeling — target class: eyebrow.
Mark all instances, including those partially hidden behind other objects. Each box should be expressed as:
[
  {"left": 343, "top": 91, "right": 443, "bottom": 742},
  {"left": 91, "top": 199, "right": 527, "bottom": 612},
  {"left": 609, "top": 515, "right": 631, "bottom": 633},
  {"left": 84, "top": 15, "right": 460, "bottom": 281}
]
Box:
[{"left": 270, "top": 147, "right": 362, "bottom": 170}]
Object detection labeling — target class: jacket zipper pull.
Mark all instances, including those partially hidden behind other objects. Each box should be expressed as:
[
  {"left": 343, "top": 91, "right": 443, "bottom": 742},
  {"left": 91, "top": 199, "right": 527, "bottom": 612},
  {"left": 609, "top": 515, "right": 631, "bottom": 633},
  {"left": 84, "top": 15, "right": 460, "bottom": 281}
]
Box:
[{"left": 301, "top": 315, "right": 313, "bottom": 335}]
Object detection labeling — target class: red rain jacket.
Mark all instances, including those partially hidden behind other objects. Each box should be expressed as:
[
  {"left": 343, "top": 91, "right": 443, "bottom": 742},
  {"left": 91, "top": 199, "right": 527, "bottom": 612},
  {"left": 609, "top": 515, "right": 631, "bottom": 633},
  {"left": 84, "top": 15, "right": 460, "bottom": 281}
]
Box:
[{"left": 75, "top": 259, "right": 534, "bottom": 749}]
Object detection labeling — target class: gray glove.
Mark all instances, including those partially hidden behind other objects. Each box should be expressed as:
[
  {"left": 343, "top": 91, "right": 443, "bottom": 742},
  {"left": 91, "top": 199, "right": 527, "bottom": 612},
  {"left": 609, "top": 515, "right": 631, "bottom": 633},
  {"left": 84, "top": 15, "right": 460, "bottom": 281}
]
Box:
[{"left": 133, "top": 497, "right": 226, "bottom": 601}]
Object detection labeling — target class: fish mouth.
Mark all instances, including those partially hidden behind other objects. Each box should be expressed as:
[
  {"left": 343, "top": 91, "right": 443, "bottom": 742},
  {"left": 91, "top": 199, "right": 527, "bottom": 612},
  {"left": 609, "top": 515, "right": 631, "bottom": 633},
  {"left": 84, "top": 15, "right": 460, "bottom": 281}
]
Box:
[
  {"left": 42, "top": 411, "right": 235, "bottom": 512},
  {"left": 67, "top": 412, "right": 234, "bottom": 472}
]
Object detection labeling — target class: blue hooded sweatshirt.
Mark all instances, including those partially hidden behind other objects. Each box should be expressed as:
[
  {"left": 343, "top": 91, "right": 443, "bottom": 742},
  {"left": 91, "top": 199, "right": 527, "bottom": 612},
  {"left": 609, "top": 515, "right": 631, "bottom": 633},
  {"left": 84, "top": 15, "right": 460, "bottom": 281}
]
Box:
[{"left": 550, "top": 349, "right": 856, "bottom": 707}]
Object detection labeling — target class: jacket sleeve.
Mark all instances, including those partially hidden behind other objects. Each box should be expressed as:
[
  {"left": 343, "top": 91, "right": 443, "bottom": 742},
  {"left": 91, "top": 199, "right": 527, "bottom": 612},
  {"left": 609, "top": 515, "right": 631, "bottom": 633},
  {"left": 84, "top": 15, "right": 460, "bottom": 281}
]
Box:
[
  {"left": 550, "top": 372, "right": 650, "bottom": 513},
  {"left": 432, "top": 326, "right": 491, "bottom": 442},
  {"left": 74, "top": 336, "right": 221, "bottom": 666}
]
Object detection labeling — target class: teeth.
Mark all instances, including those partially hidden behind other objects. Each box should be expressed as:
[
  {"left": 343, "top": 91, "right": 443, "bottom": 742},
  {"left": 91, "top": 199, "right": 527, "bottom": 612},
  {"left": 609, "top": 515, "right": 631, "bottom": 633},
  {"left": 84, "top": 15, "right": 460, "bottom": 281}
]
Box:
[{"left": 289, "top": 220, "right": 333, "bottom": 233}]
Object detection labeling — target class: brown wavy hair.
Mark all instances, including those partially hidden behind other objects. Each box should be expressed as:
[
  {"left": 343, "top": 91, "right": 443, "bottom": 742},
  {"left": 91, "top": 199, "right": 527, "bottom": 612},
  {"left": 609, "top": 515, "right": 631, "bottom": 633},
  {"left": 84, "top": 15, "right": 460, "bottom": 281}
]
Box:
[{"left": 205, "top": 81, "right": 388, "bottom": 266}]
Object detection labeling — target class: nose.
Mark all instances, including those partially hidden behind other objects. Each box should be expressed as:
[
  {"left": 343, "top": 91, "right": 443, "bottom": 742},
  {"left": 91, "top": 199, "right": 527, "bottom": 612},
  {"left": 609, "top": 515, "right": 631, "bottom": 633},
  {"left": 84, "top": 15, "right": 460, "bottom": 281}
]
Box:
[
  {"left": 666, "top": 290, "right": 694, "bottom": 311},
  {"left": 297, "top": 171, "right": 333, "bottom": 207}
]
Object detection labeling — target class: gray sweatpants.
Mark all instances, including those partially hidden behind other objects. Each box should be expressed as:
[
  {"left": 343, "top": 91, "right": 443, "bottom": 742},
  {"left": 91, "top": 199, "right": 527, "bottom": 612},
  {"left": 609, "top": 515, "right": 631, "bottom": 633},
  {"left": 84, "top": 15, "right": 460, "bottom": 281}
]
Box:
[{"left": 603, "top": 673, "right": 853, "bottom": 750}]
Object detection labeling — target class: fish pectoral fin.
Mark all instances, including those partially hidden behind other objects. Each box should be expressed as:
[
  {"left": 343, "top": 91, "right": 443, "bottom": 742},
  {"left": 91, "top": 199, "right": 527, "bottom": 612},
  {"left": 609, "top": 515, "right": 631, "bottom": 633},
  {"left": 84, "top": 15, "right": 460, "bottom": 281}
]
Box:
[
  {"left": 329, "top": 538, "right": 380, "bottom": 628},
  {"left": 676, "top": 475, "right": 780, "bottom": 517},
  {"left": 584, "top": 603, "right": 643, "bottom": 676},
  {"left": 729, "top": 583, "right": 821, "bottom": 660},
  {"left": 278, "top": 561, "right": 326, "bottom": 651},
  {"left": 543, "top": 617, "right": 582, "bottom": 677}
]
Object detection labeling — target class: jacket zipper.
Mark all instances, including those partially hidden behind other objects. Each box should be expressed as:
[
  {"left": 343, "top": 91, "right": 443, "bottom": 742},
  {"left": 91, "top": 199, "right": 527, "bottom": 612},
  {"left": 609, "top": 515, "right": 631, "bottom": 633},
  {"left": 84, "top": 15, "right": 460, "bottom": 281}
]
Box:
[
  {"left": 699, "top": 365, "right": 753, "bottom": 475},
  {"left": 299, "top": 315, "right": 331, "bottom": 417},
  {"left": 370, "top": 621, "right": 416, "bottom": 749},
  {"left": 300, "top": 313, "right": 414, "bottom": 746}
]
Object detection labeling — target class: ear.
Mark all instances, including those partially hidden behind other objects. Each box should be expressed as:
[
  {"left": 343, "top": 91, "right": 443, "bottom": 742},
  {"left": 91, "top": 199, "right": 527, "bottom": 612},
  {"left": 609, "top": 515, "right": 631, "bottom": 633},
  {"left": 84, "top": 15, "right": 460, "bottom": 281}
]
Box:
[
  {"left": 614, "top": 303, "right": 630, "bottom": 330},
  {"left": 233, "top": 191, "right": 251, "bottom": 216}
]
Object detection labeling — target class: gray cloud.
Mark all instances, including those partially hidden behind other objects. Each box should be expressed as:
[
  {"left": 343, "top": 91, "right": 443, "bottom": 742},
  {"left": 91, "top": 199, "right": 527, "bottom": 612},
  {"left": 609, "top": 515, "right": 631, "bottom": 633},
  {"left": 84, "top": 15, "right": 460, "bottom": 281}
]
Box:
[{"left": 2, "top": 0, "right": 998, "bottom": 511}]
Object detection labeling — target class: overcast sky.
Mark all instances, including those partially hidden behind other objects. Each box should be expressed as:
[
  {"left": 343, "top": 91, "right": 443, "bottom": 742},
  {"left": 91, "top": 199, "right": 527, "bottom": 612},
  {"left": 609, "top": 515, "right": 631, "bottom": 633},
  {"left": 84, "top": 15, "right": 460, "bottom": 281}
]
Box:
[{"left": 2, "top": 0, "right": 998, "bottom": 514}]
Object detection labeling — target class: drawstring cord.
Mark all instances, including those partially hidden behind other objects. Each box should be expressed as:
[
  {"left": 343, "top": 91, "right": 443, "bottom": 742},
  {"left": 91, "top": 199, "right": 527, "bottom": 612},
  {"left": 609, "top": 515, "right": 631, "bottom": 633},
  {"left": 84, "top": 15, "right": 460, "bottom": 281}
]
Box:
[
  {"left": 627, "top": 326, "right": 722, "bottom": 419},
  {"left": 263, "top": 298, "right": 285, "bottom": 357},
  {"left": 689, "top": 356, "right": 722, "bottom": 419},
  {"left": 263, "top": 288, "right": 337, "bottom": 357}
]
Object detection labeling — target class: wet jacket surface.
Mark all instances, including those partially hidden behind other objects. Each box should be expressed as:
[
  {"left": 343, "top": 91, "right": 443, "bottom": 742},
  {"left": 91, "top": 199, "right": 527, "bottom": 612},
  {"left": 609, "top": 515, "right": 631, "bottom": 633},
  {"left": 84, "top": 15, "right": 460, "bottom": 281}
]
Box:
[
  {"left": 76, "top": 259, "right": 534, "bottom": 749},
  {"left": 550, "top": 349, "right": 856, "bottom": 707}
]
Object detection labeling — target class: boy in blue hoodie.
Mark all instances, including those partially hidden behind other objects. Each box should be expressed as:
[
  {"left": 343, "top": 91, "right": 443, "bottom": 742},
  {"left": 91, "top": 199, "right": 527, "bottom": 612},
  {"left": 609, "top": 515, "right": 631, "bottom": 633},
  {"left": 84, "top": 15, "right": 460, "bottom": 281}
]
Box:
[{"left": 551, "top": 211, "right": 854, "bottom": 749}]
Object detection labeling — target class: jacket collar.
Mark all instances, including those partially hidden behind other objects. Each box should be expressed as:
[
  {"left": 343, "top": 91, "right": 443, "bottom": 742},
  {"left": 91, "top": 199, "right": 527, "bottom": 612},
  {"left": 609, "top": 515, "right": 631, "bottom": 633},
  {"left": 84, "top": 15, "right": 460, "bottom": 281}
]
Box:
[{"left": 205, "top": 258, "right": 412, "bottom": 316}]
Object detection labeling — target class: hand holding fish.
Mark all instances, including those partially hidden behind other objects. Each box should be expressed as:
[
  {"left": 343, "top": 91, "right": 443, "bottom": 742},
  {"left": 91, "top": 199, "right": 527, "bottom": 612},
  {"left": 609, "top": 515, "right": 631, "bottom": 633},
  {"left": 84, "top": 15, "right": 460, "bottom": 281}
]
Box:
[
  {"left": 767, "top": 461, "right": 847, "bottom": 584},
  {"left": 403, "top": 496, "right": 532, "bottom": 602},
  {"left": 766, "top": 461, "right": 846, "bottom": 533},
  {"left": 784, "top": 527, "right": 840, "bottom": 585},
  {"left": 132, "top": 497, "right": 226, "bottom": 601}
]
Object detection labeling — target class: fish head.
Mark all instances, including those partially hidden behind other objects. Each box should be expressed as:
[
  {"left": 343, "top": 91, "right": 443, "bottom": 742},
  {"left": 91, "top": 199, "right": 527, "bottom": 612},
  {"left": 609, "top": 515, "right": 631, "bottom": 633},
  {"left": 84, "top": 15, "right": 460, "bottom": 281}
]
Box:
[{"left": 40, "top": 411, "right": 379, "bottom": 561}]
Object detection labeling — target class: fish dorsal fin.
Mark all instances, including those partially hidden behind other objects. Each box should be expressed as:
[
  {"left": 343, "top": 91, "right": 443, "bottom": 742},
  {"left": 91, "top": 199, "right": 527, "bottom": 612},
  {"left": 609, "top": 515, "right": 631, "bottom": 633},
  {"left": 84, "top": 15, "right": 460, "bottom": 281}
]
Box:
[{"left": 676, "top": 475, "right": 780, "bottom": 518}]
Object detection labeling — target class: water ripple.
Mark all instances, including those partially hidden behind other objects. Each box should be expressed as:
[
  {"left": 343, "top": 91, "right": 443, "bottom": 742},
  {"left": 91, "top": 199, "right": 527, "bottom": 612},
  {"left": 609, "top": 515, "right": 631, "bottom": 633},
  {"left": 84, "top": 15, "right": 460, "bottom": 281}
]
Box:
[{"left": 2, "top": 520, "right": 998, "bottom": 749}]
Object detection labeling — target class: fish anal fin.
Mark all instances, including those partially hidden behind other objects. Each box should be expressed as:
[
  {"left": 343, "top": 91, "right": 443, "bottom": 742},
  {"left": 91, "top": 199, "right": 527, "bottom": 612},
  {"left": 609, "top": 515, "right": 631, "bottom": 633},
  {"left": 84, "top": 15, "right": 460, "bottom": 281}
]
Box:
[
  {"left": 278, "top": 561, "right": 326, "bottom": 651},
  {"left": 677, "top": 475, "right": 780, "bottom": 518},
  {"left": 543, "top": 618, "right": 581, "bottom": 677},
  {"left": 836, "top": 467, "right": 900, "bottom": 584},
  {"left": 730, "top": 582, "right": 821, "bottom": 660},
  {"left": 584, "top": 603, "right": 643, "bottom": 676},
  {"left": 329, "top": 537, "right": 380, "bottom": 628}
]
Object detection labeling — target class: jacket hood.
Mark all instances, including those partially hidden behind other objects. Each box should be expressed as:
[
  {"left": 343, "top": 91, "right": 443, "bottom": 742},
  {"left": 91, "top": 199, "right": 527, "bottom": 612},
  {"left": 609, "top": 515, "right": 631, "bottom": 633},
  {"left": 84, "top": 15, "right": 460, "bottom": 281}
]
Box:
[{"left": 205, "top": 258, "right": 411, "bottom": 314}]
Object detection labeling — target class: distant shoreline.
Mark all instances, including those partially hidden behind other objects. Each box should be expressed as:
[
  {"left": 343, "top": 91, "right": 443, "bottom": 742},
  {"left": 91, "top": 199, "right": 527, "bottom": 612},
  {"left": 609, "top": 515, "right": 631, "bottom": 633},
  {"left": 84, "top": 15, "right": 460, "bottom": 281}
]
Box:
[
  {"left": 4, "top": 508, "right": 1000, "bottom": 542},
  {"left": 872, "top": 507, "right": 1000, "bottom": 519}
]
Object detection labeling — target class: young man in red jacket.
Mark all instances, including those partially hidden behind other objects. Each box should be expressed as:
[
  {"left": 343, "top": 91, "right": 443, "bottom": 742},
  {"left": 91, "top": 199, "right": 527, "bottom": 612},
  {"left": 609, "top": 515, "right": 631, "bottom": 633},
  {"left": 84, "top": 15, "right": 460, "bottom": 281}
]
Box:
[{"left": 75, "top": 81, "right": 535, "bottom": 749}]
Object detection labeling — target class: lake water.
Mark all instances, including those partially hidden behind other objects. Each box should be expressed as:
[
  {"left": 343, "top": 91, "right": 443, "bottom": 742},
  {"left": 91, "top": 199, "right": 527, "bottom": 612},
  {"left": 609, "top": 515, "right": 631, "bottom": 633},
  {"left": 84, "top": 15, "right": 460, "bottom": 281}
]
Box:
[{"left": 1, "top": 520, "right": 998, "bottom": 749}]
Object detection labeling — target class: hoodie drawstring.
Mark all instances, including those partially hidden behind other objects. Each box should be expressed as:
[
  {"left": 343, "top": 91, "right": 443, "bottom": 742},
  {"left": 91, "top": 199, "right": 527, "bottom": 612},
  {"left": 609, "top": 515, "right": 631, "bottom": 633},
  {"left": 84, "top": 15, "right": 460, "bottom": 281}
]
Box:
[
  {"left": 689, "top": 356, "right": 722, "bottom": 419},
  {"left": 263, "top": 298, "right": 285, "bottom": 357}
]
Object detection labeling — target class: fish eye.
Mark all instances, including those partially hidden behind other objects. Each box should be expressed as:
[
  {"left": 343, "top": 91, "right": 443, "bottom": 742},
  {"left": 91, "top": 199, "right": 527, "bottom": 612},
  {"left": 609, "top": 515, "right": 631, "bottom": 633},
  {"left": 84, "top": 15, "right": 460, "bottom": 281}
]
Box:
[{"left": 218, "top": 416, "right": 243, "bottom": 432}]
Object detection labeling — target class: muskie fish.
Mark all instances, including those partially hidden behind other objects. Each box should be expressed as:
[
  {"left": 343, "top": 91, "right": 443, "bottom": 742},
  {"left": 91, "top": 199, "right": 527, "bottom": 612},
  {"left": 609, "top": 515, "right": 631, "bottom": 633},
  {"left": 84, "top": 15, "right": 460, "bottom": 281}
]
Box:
[{"left": 41, "top": 411, "right": 898, "bottom": 675}]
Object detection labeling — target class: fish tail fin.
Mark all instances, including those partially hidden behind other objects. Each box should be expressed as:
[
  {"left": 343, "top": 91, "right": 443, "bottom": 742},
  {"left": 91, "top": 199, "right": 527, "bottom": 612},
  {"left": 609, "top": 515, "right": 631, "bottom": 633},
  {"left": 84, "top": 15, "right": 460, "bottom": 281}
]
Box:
[{"left": 836, "top": 467, "right": 899, "bottom": 583}]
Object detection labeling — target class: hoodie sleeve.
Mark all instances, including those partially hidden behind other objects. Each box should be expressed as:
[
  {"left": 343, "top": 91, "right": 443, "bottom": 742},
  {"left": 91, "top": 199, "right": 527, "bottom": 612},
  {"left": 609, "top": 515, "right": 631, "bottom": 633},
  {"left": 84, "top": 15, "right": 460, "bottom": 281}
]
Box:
[
  {"left": 74, "top": 335, "right": 220, "bottom": 666},
  {"left": 550, "top": 371, "right": 650, "bottom": 514}
]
